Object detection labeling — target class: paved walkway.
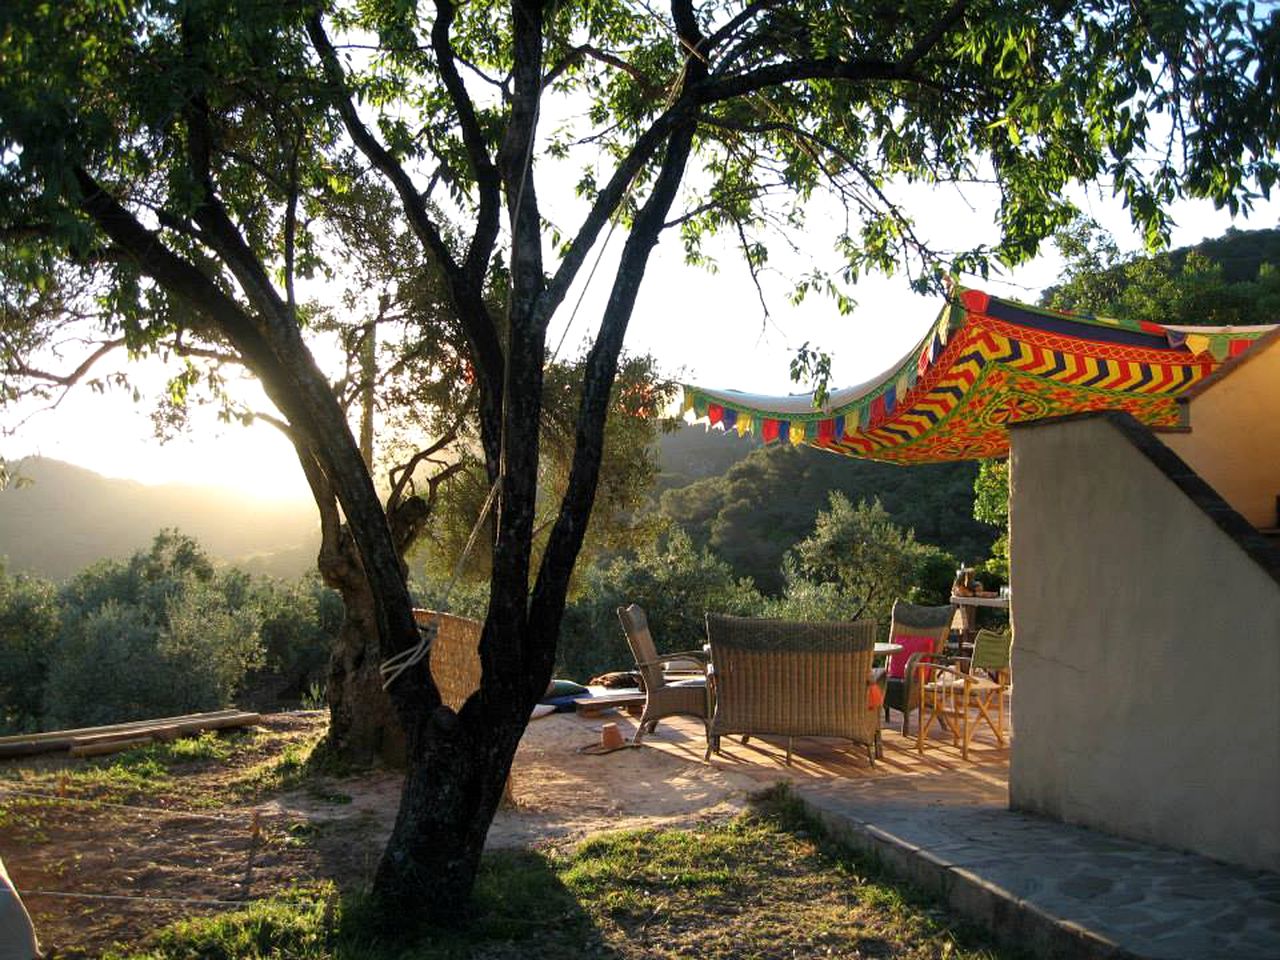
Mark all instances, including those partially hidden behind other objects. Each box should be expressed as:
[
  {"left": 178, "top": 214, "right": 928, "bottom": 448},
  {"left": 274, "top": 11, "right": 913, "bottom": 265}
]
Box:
[{"left": 640, "top": 715, "right": 1280, "bottom": 959}]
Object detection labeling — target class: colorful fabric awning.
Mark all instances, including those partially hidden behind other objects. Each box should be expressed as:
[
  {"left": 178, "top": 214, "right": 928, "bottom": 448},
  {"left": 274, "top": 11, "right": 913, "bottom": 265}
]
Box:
[{"left": 683, "top": 287, "right": 1274, "bottom": 463}]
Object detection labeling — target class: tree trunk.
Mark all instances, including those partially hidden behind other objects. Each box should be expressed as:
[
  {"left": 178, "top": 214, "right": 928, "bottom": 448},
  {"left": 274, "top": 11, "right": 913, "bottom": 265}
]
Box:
[
  {"left": 321, "top": 493, "right": 435, "bottom": 766},
  {"left": 324, "top": 574, "right": 406, "bottom": 766},
  {"left": 371, "top": 688, "right": 528, "bottom": 922}
]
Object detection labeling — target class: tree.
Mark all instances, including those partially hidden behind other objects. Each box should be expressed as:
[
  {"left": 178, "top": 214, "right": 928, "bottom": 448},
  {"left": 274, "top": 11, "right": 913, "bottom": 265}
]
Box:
[
  {"left": 0, "top": 563, "right": 59, "bottom": 733},
  {"left": 46, "top": 531, "right": 264, "bottom": 727},
  {"left": 660, "top": 442, "right": 993, "bottom": 591},
  {"left": 3, "top": 0, "right": 1278, "bottom": 922},
  {"left": 788, "top": 493, "right": 950, "bottom": 625},
  {"left": 1043, "top": 220, "right": 1280, "bottom": 325}
]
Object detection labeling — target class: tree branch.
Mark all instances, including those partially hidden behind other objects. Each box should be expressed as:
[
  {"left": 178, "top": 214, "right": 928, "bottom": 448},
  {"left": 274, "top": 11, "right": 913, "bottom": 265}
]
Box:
[
  {"left": 307, "top": 12, "right": 504, "bottom": 397},
  {"left": 704, "top": 0, "right": 785, "bottom": 56},
  {"left": 2, "top": 337, "right": 125, "bottom": 387},
  {"left": 533, "top": 102, "right": 691, "bottom": 328},
  {"left": 386, "top": 420, "right": 463, "bottom": 510},
  {"left": 431, "top": 0, "right": 502, "bottom": 289},
  {"left": 543, "top": 44, "right": 664, "bottom": 99},
  {"left": 701, "top": 57, "right": 935, "bottom": 103},
  {"left": 901, "top": 0, "right": 970, "bottom": 72},
  {"left": 528, "top": 0, "right": 706, "bottom": 678}
]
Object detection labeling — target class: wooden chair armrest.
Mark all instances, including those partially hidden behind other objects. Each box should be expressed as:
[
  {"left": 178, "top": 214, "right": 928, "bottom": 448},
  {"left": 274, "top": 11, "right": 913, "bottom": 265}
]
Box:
[
  {"left": 914, "top": 661, "right": 969, "bottom": 685},
  {"left": 632, "top": 649, "right": 709, "bottom": 670}
]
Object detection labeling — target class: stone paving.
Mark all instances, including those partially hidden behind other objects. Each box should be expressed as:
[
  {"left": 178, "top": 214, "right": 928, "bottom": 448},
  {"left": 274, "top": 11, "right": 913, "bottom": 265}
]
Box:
[{"left": 641, "top": 714, "right": 1280, "bottom": 960}]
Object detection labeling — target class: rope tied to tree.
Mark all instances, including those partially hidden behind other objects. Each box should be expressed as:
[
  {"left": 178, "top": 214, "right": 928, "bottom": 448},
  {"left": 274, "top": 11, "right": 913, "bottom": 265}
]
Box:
[{"left": 379, "top": 475, "right": 501, "bottom": 691}]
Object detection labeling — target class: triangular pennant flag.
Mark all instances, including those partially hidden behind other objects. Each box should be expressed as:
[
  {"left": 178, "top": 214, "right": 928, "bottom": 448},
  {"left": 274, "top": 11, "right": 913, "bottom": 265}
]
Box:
[{"left": 1184, "top": 333, "right": 1211, "bottom": 356}]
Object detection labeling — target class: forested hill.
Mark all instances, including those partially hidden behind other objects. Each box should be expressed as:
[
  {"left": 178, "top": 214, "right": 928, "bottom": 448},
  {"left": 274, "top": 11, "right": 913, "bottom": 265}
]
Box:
[
  {"left": 0, "top": 458, "right": 318, "bottom": 581},
  {"left": 657, "top": 425, "right": 995, "bottom": 594},
  {"left": 1042, "top": 225, "right": 1280, "bottom": 325}
]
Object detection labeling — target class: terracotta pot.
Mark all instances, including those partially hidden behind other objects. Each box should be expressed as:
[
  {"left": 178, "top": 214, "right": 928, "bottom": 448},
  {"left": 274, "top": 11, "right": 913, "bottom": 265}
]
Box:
[{"left": 600, "top": 722, "right": 625, "bottom": 750}]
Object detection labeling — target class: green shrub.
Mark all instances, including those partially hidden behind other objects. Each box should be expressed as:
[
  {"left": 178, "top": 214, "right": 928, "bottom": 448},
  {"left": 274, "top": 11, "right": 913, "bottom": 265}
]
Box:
[
  {"left": 0, "top": 565, "right": 60, "bottom": 733},
  {"left": 43, "top": 531, "right": 265, "bottom": 727},
  {"left": 557, "top": 526, "right": 762, "bottom": 681},
  {"left": 249, "top": 576, "right": 342, "bottom": 702}
]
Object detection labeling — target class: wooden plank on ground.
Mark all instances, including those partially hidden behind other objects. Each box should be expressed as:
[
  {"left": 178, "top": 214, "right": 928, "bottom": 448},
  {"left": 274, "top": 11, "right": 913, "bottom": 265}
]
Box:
[
  {"left": 0, "top": 710, "right": 258, "bottom": 759},
  {"left": 69, "top": 736, "right": 155, "bottom": 758},
  {"left": 0, "top": 710, "right": 241, "bottom": 747},
  {"left": 65, "top": 712, "right": 260, "bottom": 751}
]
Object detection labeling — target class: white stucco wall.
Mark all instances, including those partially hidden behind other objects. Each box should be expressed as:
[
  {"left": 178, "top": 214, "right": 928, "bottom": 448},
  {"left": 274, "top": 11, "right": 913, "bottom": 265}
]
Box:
[
  {"left": 1009, "top": 415, "right": 1280, "bottom": 872},
  {"left": 1164, "top": 333, "right": 1280, "bottom": 529}
]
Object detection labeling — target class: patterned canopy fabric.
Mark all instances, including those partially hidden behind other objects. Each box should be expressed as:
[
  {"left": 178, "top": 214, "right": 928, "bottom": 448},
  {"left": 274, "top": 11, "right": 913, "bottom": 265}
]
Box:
[{"left": 683, "top": 287, "right": 1274, "bottom": 464}]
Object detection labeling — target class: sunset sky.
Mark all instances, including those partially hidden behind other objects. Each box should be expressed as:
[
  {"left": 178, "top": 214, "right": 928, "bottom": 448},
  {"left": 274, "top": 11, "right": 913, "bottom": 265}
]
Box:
[{"left": 4, "top": 181, "right": 1276, "bottom": 504}]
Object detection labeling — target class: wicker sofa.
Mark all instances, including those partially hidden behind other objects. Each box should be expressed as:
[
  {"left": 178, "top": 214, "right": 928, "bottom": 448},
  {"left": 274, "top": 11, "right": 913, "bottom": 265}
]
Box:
[{"left": 704, "top": 614, "right": 881, "bottom": 765}]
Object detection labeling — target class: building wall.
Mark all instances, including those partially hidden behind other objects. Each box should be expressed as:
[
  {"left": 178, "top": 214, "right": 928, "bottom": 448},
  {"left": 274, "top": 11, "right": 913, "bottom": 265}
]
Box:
[
  {"left": 1009, "top": 415, "right": 1280, "bottom": 872},
  {"left": 1164, "top": 335, "right": 1280, "bottom": 528}
]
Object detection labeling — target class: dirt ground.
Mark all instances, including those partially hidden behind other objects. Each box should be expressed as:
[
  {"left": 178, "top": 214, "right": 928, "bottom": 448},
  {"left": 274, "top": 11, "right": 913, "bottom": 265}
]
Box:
[{"left": 0, "top": 710, "right": 760, "bottom": 957}]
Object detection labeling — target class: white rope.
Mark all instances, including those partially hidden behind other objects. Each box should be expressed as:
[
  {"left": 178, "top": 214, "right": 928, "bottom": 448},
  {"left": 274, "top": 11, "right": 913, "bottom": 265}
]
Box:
[
  {"left": 379, "top": 476, "right": 501, "bottom": 691},
  {"left": 17, "top": 889, "right": 254, "bottom": 908}
]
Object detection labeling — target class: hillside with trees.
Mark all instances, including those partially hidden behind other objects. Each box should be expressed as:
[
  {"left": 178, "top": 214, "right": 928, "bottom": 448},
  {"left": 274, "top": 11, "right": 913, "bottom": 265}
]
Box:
[
  {"left": 1042, "top": 223, "right": 1280, "bottom": 325},
  {"left": 658, "top": 428, "right": 994, "bottom": 593},
  {"left": 0, "top": 458, "right": 318, "bottom": 580}
]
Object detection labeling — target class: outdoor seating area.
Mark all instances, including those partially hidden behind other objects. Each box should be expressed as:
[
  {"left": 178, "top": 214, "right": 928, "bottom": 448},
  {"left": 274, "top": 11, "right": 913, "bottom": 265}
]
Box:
[{"left": 596, "top": 600, "right": 1012, "bottom": 774}]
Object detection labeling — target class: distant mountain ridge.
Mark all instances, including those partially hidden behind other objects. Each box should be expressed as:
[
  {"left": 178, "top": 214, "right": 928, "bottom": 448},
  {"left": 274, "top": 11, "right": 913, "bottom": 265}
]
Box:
[{"left": 0, "top": 457, "right": 319, "bottom": 581}]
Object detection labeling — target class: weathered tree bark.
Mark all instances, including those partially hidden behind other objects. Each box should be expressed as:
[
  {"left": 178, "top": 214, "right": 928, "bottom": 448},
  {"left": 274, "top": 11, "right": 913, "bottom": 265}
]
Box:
[
  {"left": 319, "top": 549, "right": 405, "bottom": 765},
  {"left": 308, "top": 470, "right": 435, "bottom": 767}
]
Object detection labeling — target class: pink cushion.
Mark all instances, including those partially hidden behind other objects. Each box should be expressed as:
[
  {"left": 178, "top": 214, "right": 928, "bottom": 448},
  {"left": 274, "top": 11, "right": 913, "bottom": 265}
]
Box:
[{"left": 887, "top": 634, "right": 940, "bottom": 679}]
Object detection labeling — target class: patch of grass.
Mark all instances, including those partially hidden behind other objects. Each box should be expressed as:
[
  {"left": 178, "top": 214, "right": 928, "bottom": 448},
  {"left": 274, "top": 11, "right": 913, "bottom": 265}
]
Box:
[
  {"left": 229, "top": 734, "right": 323, "bottom": 798},
  {"left": 0, "top": 796, "right": 52, "bottom": 843},
  {"left": 103, "top": 884, "right": 338, "bottom": 960},
  {"left": 0, "top": 722, "right": 323, "bottom": 810},
  {"left": 114, "top": 786, "right": 1027, "bottom": 960}
]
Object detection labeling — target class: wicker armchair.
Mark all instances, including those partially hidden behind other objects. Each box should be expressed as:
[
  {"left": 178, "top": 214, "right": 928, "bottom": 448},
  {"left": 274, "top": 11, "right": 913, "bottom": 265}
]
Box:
[
  {"left": 704, "top": 614, "right": 880, "bottom": 766},
  {"left": 616, "top": 605, "right": 711, "bottom": 750},
  {"left": 882, "top": 600, "right": 953, "bottom": 736}
]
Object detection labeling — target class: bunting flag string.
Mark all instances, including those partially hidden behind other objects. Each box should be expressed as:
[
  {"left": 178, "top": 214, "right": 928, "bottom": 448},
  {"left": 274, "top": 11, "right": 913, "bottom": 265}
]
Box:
[{"left": 682, "top": 287, "right": 1275, "bottom": 464}]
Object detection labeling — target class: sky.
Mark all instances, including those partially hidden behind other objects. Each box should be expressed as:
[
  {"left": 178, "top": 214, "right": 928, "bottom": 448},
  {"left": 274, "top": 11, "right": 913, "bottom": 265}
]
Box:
[{"left": 3, "top": 173, "right": 1277, "bottom": 503}]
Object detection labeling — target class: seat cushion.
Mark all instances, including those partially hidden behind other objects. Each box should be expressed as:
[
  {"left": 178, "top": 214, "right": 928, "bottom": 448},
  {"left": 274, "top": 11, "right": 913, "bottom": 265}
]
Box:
[
  {"left": 544, "top": 678, "right": 589, "bottom": 699},
  {"left": 887, "top": 634, "right": 938, "bottom": 679}
]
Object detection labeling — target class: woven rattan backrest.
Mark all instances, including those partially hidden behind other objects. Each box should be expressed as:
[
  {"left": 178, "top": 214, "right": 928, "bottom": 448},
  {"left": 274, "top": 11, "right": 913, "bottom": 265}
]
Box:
[
  {"left": 971, "top": 628, "right": 1012, "bottom": 675},
  {"left": 414, "top": 608, "right": 482, "bottom": 712},
  {"left": 705, "top": 615, "right": 877, "bottom": 738},
  {"left": 617, "top": 604, "right": 663, "bottom": 689},
  {"left": 889, "top": 600, "right": 952, "bottom": 649}
]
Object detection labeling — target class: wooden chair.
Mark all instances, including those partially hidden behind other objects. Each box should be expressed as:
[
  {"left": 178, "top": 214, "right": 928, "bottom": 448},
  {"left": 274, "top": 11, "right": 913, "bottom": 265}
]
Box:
[
  {"left": 881, "top": 600, "right": 954, "bottom": 736},
  {"left": 616, "top": 604, "right": 711, "bottom": 750},
  {"left": 916, "top": 628, "right": 1012, "bottom": 760}
]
